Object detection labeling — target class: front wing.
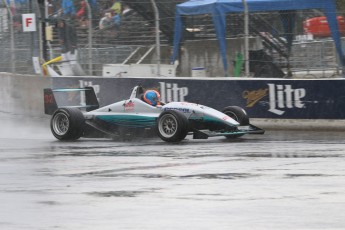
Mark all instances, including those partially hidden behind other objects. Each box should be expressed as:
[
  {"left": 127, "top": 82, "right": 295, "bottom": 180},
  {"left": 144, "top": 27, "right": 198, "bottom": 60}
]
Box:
[{"left": 192, "top": 124, "right": 265, "bottom": 139}]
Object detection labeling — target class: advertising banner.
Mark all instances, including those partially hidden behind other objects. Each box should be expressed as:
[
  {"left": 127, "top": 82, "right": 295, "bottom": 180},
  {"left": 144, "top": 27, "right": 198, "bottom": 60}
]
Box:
[{"left": 52, "top": 77, "right": 345, "bottom": 119}]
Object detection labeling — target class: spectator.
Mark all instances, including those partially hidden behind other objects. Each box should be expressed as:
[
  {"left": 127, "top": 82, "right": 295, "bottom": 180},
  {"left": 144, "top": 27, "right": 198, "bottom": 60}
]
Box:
[
  {"left": 47, "top": 0, "right": 62, "bottom": 19},
  {"left": 56, "top": 17, "right": 85, "bottom": 75},
  {"left": 110, "top": 0, "right": 121, "bottom": 15},
  {"left": 112, "top": 12, "right": 121, "bottom": 28},
  {"left": 99, "top": 12, "right": 114, "bottom": 30},
  {"left": 76, "top": 0, "right": 87, "bottom": 19},
  {"left": 88, "top": 0, "right": 98, "bottom": 11},
  {"left": 88, "top": 0, "right": 100, "bottom": 22},
  {"left": 75, "top": 0, "right": 100, "bottom": 27},
  {"left": 57, "top": 17, "right": 77, "bottom": 55},
  {"left": 76, "top": 0, "right": 88, "bottom": 27},
  {"left": 122, "top": 4, "right": 133, "bottom": 19},
  {"left": 61, "top": 0, "right": 76, "bottom": 19}
]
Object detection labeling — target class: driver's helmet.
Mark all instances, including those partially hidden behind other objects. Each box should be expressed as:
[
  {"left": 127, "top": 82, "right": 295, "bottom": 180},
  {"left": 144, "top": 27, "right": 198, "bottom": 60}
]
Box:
[{"left": 143, "top": 90, "right": 161, "bottom": 106}]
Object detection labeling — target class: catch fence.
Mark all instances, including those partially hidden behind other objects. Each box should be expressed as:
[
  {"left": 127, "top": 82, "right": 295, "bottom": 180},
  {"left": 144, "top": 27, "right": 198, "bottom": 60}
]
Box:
[{"left": 0, "top": 0, "right": 344, "bottom": 77}]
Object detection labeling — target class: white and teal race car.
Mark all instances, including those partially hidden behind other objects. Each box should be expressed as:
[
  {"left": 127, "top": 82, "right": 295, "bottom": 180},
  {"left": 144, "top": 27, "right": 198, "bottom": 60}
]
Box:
[{"left": 44, "top": 85, "right": 264, "bottom": 142}]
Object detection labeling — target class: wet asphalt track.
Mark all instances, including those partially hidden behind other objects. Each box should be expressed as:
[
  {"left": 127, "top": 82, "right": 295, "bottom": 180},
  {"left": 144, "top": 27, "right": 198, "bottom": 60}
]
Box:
[{"left": 1, "top": 113, "right": 345, "bottom": 230}]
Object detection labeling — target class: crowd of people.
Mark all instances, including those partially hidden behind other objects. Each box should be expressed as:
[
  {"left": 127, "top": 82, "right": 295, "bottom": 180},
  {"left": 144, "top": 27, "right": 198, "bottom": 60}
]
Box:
[
  {"left": 98, "top": 1, "right": 134, "bottom": 37},
  {"left": 47, "top": 0, "right": 135, "bottom": 56},
  {"left": 49, "top": 0, "right": 133, "bottom": 31}
]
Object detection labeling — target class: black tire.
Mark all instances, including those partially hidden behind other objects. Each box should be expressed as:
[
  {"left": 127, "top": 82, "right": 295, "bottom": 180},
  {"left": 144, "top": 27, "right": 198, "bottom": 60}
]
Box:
[
  {"left": 222, "top": 106, "right": 249, "bottom": 139},
  {"left": 156, "top": 110, "right": 189, "bottom": 142},
  {"left": 50, "top": 108, "right": 85, "bottom": 140}
]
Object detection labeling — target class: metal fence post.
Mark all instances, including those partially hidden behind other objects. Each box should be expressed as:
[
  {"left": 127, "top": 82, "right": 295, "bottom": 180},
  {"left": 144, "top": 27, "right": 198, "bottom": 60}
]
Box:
[
  {"left": 150, "top": 0, "right": 160, "bottom": 77},
  {"left": 242, "top": 0, "right": 249, "bottom": 77},
  {"left": 2, "top": 0, "right": 15, "bottom": 73},
  {"left": 85, "top": 0, "right": 93, "bottom": 75}
]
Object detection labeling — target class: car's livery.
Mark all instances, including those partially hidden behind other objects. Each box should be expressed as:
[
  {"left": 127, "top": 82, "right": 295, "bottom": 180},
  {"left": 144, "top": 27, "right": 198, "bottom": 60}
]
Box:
[{"left": 44, "top": 85, "right": 264, "bottom": 142}]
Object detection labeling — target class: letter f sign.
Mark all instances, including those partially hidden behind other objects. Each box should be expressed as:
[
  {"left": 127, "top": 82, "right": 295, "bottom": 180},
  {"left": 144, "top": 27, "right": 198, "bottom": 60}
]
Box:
[{"left": 22, "top": 13, "right": 36, "bottom": 32}]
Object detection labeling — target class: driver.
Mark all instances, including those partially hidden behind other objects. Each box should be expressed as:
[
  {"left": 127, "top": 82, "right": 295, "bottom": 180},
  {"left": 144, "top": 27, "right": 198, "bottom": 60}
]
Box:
[{"left": 143, "top": 90, "right": 161, "bottom": 106}]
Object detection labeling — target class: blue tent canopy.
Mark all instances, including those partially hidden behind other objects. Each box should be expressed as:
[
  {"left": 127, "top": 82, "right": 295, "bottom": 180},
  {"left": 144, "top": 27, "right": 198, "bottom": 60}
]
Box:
[{"left": 172, "top": 0, "right": 345, "bottom": 76}]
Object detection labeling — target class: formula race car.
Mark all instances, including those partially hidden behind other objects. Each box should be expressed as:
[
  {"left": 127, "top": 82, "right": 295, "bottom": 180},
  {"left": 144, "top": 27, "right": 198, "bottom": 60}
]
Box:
[{"left": 44, "top": 85, "right": 264, "bottom": 142}]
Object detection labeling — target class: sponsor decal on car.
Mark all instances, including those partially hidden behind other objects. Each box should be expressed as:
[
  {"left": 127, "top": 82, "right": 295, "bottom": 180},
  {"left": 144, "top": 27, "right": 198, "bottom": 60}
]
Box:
[
  {"left": 243, "top": 83, "right": 306, "bottom": 115},
  {"left": 221, "top": 115, "right": 230, "bottom": 121},
  {"left": 44, "top": 92, "right": 55, "bottom": 104},
  {"left": 124, "top": 101, "right": 135, "bottom": 111},
  {"left": 164, "top": 107, "right": 190, "bottom": 113}
]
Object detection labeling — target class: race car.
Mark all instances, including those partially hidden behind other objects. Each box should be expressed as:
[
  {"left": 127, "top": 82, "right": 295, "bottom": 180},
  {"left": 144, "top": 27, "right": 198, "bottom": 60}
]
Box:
[{"left": 44, "top": 85, "right": 264, "bottom": 142}]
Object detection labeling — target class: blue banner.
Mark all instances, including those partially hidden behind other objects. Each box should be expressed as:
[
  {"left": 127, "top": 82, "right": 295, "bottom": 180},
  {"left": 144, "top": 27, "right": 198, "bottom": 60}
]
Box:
[{"left": 52, "top": 77, "right": 345, "bottom": 119}]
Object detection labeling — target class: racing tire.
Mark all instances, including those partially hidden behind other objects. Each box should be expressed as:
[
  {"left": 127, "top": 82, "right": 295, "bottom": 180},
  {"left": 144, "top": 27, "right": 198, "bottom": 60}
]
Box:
[
  {"left": 50, "top": 108, "right": 85, "bottom": 140},
  {"left": 156, "top": 110, "right": 189, "bottom": 142},
  {"left": 222, "top": 106, "right": 249, "bottom": 139}
]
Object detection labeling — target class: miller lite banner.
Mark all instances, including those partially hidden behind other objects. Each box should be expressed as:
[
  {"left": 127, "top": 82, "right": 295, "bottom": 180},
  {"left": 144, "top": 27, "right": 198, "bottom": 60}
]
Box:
[
  {"left": 51, "top": 77, "right": 345, "bottom": 119},
  {"left": 22, "top": 13, "right": 36, "bottom": 32}
]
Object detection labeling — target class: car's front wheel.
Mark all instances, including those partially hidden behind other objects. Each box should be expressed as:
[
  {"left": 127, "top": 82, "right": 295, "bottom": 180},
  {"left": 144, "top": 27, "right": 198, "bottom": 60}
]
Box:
[
  {"left": 222, "top": 106, "right": 249, "bottom": 138},
  {"left": 156, "top": 110, "right": 188, "bottom": 142},
  {"left": 50, "top": 108, "right": 85, "bottom": 140}
]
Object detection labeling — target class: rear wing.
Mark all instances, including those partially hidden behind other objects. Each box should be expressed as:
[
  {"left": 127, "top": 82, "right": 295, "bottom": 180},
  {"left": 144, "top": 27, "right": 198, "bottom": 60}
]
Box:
[{"left": 44, "top": 87, "right": 99, "bottom": 115}]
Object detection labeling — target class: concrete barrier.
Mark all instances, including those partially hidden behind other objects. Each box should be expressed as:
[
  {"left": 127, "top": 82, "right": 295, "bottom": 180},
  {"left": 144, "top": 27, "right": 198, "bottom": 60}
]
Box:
[{"left": 0, "top": 73, "right": 52, "bottom": 117}]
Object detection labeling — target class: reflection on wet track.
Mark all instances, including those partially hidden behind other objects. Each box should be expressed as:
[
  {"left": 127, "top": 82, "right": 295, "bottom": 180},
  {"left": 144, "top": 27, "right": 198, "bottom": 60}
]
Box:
[{"left": 1, "top": 114, "right": 345, "bottom": 230}]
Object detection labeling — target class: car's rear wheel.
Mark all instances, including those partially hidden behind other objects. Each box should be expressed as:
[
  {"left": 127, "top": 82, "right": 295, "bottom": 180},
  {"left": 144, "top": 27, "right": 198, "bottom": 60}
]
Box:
[
  {"left": 50, "top": 108, "right": 85, "bottom": 140},
  {"left": 222, "top": 106, "right": 249, "bottom": 138},
  {"left": 157, "top": 110, "right": 188, "bottom": 142}
]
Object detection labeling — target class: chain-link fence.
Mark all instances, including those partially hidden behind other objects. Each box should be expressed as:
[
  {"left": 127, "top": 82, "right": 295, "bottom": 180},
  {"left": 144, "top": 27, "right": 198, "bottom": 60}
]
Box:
[
  {"left": 0, "top": 1, "right": 344, "bottom": 77},
  {"left": 0, "top": 0, "right": 41, "bottom": 74}
]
